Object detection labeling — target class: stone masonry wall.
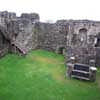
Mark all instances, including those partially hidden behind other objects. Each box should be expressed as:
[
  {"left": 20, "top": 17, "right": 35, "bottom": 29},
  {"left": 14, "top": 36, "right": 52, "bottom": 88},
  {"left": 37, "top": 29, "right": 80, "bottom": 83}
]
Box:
[
  {"left": 35, "top": 22, "right": 68, "bottom": 54},
  {"left": 0, "top": 11, "right": 100, "bottom": 67}
]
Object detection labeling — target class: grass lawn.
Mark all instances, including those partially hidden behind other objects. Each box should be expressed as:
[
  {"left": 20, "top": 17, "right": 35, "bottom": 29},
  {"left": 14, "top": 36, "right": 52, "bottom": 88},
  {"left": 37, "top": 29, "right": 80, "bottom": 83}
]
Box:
[{"left": 0, "top": 49, "right": 100, "bottom": 100}]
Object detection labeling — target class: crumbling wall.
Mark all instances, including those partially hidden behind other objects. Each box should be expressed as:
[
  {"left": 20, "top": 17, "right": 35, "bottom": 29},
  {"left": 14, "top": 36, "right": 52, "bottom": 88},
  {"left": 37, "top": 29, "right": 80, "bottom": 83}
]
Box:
[
  {"left": 12, "top": 19, "right": 38, "bottom": 54},
  {"left": 0, "top": 29, "right": 9, "bottom": 57},
  {"left": 0, "top": 11, "right": 39, "bottom": 55},
  {"left": 65, "top": 20, "right": 100, "bottom": 67}
]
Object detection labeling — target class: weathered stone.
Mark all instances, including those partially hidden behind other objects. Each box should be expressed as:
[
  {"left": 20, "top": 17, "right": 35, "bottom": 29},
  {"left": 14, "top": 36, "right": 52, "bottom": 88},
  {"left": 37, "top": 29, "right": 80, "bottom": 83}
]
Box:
[{"left": 0, "top": 11, "right": 100, "bottom": 69}]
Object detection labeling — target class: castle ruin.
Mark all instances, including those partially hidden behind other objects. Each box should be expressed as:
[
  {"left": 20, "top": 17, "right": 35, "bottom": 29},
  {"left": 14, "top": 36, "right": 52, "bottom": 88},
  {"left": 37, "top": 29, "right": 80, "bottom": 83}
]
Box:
[{"left": 0, "top": 11, "right": 99, "bottom": 80}]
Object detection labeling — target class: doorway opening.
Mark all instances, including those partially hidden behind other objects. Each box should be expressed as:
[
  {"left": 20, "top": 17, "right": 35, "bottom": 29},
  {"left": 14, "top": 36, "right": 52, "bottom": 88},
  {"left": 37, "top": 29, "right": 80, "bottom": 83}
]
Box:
[{"left": 57, "top": 46, "right": 65, "bottom": 55}]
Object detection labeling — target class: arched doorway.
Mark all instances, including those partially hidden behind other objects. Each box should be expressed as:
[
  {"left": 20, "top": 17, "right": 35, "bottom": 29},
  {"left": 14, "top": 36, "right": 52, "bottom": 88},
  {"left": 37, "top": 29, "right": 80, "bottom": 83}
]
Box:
[{"left": 79, "top": 28, "right": 88, "bottom": 46}]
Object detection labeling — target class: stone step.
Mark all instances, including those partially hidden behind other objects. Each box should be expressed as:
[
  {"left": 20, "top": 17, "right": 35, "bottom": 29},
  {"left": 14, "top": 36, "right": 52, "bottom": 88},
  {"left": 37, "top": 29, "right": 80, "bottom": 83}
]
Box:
[
  {"left": 71, "top": 75, "right": 90, "bottom": 80},
  {"left": 72, "top": 70, "right": 90, "bottom": 74}
]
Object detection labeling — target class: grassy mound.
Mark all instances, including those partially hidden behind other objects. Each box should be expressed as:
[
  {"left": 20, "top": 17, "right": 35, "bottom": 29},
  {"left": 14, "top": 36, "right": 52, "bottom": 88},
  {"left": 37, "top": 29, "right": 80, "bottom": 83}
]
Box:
[{"left": 0, "top": 50, "right": 100, "bottom": 100}]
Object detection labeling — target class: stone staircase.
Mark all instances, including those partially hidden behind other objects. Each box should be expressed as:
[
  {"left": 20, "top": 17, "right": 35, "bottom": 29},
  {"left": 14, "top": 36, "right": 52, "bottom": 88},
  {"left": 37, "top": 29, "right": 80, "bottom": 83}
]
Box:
[{"left": 67, "top": 63, "right": 97, "bottom": 81}]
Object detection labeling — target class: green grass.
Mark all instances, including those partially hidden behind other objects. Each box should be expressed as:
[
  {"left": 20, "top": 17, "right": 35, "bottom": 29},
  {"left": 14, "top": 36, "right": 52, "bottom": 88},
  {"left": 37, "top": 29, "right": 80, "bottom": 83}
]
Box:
[{"left": 0, "top": 49, "right": 100, "bottom": 100}]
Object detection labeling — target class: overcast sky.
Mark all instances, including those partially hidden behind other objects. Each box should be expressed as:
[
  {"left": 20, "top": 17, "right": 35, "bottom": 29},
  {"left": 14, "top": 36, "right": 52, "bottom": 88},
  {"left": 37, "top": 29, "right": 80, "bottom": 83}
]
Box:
[{"left": 0, "top": 0, "right": 100, "bottom": 22}]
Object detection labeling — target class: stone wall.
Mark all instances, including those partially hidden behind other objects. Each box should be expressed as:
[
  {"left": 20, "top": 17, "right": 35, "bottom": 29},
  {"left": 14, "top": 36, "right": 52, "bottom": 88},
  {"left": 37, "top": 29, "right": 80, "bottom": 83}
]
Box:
[
  {"left": 0, "top": 11, "right": 100, "bottom": 67},
  {"left": 0, "top": 11, "right": 39, "bottom": 56},
  {"left": 63, "top": 20, "right": 100, "bottom": 67},
  {"left": 35, "top": 22, "right": 67, "bottom": 54}
]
